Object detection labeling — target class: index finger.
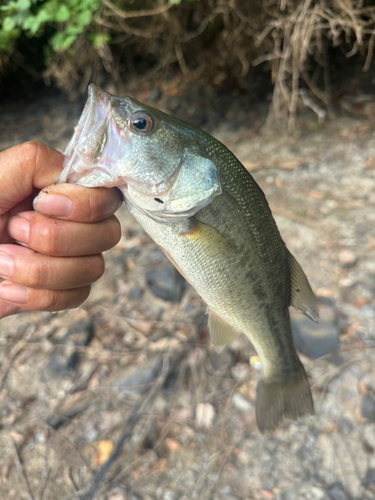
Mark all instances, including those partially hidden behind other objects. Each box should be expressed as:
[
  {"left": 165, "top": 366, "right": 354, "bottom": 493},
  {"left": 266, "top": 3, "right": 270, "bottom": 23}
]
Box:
[
  {"left": 0, "top": 142, "right": 63, "bottom": 216},
  {"left": 33, "top": 183, "right": 123, "bottom": 223}
]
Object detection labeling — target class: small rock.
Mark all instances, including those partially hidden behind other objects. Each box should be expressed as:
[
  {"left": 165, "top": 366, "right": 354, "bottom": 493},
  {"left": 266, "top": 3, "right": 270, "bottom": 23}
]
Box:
[
  {"left": 47, "top": 315, "right": 94, "bottom": 377},
  {"left": 145, "top": 265, "right": 187, "bottom": 303},
  {"left": 128, "top": 284, "right": 143, "bottom": 300},
  {"left": 162, "top": 490, "right": 180, "bottom": 500},
  {"left": 47, "top": 392, "right": 92, "bottom": 429},
  {"left": 338, "top": 250, "right": 357, "bottom": 268},
  {"left": 309, "top": 486, "right": 326, "bottom": 500},
  {"left": 363, "top": 425, "right": 375, "bottom": 450},
  {"left": 327, "top": 482, "right": 352, "bottom": 500},
  {"left": 361, "top": 394, "right": 375, "bottom": 421},
  {"left": 291, "top": 307, "right": 340, "bottom": 359},
  {"left": 231, "top": 363, "right": 250, "bottom": 381},
  {"left": 232, "top": 393, "right": 253, "bottom": 412},
  {"left": 363, "top": 468, "right": 375, "bottom": 492},
  {"left": 85, "top": 427, "right": 99, "bottom": 443},
  {"left": 163, "top": 352, "right": 185, "bottom": 394},
  {"left": 115, "top": 357, "right": 163, "bottom": 395},
  {"left": 196, "top": 403, "right": 215, "bottom": 429},
  {"left": 107, "top": 488, "right": 126, "bottom": 500}
]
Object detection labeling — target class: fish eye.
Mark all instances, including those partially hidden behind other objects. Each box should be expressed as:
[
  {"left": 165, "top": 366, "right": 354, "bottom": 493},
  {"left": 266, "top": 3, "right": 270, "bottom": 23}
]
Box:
[{"left": 131, "top": 112, "right": 154, "bottom": 133}]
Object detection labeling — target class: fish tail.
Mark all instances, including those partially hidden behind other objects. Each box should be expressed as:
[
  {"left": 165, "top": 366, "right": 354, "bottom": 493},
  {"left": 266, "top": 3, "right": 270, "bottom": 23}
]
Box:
[{"left": 255, "top": 361, "right": 314, "bottom": 433}]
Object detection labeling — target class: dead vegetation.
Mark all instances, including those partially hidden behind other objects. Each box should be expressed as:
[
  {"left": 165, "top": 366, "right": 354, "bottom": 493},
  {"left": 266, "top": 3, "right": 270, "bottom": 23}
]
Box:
[{"left": 40, "top": 0, "right": 375, "bottom": 129}]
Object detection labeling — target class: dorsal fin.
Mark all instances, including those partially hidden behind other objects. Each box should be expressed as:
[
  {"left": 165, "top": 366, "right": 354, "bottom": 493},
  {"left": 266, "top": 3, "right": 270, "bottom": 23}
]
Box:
[
  {"left": 207, "top": 309, "right": 242, "bottom": 352},
  {"left": 288, "top": 250, "right": 319, "bottom": 322}
]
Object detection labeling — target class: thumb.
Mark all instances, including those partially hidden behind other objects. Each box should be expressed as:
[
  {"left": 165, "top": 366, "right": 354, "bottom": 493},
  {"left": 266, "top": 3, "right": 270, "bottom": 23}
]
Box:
[{"left": 0, "top": 142, "right": 64, "bottom": 216}]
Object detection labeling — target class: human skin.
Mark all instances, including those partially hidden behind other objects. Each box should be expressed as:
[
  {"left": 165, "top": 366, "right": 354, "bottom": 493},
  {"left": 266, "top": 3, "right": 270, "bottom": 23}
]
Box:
[{"left": 0, "top": 141, "right": 122, "bottom": 319}]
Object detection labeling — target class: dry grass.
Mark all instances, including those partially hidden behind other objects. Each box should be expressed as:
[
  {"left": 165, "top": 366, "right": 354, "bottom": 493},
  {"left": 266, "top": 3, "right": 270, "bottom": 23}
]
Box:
[{"left": 40, "top": 0, "right": 375, "bottom": 128}]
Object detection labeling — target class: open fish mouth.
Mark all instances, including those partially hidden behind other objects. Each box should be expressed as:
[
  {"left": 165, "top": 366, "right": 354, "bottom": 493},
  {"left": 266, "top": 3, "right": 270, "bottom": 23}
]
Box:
[{"left": 56, "top": 85, "right": 132, "bottom": 190}]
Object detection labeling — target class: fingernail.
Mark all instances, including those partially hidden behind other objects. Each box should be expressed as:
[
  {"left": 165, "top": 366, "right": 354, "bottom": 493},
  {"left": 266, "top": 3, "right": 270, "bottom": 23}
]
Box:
[
  {"left": 8, "top": 217, "right": 30, "bottom": 244},
  {"left": 0, "top": 252, "right": 13, "bottom": 278},
  {"left": 0, "top": 283, "right": 28, "bottom": 304},
  {"left": 34, "top": 194, "right": 73, "bottom": 217}
]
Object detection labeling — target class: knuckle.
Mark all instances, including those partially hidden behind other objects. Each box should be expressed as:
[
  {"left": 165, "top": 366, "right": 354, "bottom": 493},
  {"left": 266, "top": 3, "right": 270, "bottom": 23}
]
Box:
[
  {"left": 38, "top": 220, "right": 66, "bottom": 255},
  {"left": 27, "top": 261, "right": 45, "bottom": 288},
  {"left": 106, "top": 216, "right": 122, "bottom": 246},
  {"left": 87, "top": 190, "right": 102, "bottom": 222},
  {"left": 19, "top": 141, "right": 42, "bottom": 159},
  {"left": 41, "top": 289, "right": 60, "bottom": 310},
  {"left": 90, "top": 254, "right": 105, "bottom": 281}
]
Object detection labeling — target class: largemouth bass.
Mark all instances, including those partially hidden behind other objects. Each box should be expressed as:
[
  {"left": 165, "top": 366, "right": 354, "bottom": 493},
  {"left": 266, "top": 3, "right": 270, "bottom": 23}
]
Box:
[{"left": 57, "top": 85, "right": 318, "bottom": 432}]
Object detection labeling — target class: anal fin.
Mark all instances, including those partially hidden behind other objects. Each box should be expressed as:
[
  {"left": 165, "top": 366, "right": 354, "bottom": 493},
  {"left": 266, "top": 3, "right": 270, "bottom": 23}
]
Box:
[
  {"left": 288, "top": 250, "right": 319, "bottom": 322},
  {"left": 208, "top": 309, "right": 242, "bottom": 352}
]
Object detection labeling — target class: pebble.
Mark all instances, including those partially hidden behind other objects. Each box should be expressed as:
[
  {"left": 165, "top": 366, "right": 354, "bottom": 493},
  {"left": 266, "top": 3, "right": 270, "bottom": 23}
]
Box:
[
  {"left": 363, "top": 468, "right": 375, "bottom": 492},
  {"left": 107, "top": 488, "right": 126, "bottom": 500},
  {"left": 231, "top": 363, "right": 250, "bottom": 381},
  {"left": 326, "top": 482, "right": 352, "bottom": 500},
  {"left": 290, "top": 307, "right": 340, "bottom": 359},
  {"left": 85, "top": 427, "right": 99, "bottom": 443},
  {"left": 46, "top": 392, "right": 92, "bottom": 429},
  {"left": 338, "top": 250, "right": 357, "bottom": 268},
  {"left": 232, "top": 393, "right": 253, "bottom": 412},
  {"left": 46, "top": 315, "right": 94, "bottom": 377},
  {"left": 128, "top": 284, "right": 144, "bottom": 300},
  {"left": 115, "top": 357, "right": 163, "bottom": 395},
  {"left": 162, "top": 490, "right": 180, "bottom": 500},
  {"left": 363, "top": 425, "right": 375, "bottom": 450},
  {"left": 145, "top": 265, "right": 187, "bottom": 303},
  {"left": 361, "top": 394, "right": 375, "bottom": 422},
  {"left": 196, "top": 403, "right": 215, "bottom": 429}
]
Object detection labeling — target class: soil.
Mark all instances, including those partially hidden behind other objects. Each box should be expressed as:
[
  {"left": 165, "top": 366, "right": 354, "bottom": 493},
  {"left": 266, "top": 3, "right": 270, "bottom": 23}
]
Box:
[{"left": 0, "top": 76, "right": 375, "bottom": 500}]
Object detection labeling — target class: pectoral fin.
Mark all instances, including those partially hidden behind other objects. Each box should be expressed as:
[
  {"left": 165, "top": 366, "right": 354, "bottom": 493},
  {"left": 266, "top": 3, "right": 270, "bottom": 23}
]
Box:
[
  {"left": 208, "top": 309, "right": 242, "bottom": 352},
  {"left": 288, "top": 250, "right": 319, "bottom": 322}
]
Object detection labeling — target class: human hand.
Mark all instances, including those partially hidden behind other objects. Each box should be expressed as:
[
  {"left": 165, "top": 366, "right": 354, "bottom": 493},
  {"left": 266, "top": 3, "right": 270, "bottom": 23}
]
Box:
[{"left": 0, "top": 141, "right": 122, "bottom": 319}]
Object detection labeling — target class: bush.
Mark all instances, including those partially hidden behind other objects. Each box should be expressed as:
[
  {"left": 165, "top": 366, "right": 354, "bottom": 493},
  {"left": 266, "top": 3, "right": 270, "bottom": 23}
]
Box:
[{"left": 1, "top": 0, "right": 375, "bottom": 128}]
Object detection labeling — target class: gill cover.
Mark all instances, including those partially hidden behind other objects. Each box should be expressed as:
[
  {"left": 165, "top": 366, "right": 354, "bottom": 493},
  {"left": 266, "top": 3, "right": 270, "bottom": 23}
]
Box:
[{"left": 125, "top": 149, "right": 221, "bottom": 222}]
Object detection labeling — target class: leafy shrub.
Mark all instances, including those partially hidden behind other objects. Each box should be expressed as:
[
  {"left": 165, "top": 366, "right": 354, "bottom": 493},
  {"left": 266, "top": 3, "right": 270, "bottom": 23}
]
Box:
[{"left": 0, "top": 0, "right": 100, "bottom": 52}]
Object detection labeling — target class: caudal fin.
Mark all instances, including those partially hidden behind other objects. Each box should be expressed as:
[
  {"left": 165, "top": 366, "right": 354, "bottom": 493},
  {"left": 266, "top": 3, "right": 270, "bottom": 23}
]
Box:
[{"left": 255, "top": 364, "right": 314, "bottom": 433}]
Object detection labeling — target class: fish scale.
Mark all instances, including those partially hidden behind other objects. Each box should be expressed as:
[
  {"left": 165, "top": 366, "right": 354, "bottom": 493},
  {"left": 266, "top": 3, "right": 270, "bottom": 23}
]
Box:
[{"left": 57, "top": 84, "right": 319, "bottom": 432}]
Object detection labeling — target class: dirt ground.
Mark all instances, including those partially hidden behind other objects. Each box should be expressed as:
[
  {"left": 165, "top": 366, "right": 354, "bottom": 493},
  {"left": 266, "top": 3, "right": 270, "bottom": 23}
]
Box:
[{"left": 1, "top": 77, "right": 375, "bottom": 500}]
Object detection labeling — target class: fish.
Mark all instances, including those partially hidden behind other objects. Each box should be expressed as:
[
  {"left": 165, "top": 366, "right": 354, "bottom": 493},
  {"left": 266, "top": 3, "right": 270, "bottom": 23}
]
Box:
[{"left": 57, "top": 84, "right": 318, "bottom": 432}]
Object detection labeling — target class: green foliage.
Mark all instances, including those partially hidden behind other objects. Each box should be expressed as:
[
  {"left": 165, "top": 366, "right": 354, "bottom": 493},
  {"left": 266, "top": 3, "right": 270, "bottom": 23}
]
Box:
[{"left": 0, "top": 0, "right": 101, "bottom": 53}]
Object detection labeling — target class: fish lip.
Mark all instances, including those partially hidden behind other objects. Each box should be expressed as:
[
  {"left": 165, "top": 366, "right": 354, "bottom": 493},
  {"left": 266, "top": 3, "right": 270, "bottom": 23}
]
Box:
[
  {"left": 63, "top": 84, "right": 100, "bottom": 159},
  {"left": 57, "top": 84, "right": 119, "bottom": 185}
]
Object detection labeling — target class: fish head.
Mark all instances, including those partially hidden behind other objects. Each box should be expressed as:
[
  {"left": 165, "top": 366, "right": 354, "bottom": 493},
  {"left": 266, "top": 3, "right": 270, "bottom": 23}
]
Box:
[{"left": 57, "top": 84, "right": 221, "bottom": 222}]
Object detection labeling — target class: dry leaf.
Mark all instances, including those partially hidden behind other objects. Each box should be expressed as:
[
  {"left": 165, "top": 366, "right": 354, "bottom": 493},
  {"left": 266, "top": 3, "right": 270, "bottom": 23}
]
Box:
[
  {"left": 95, "top": 440, "right": 114, "bottom": 466},
  {"left": 165, "top": 438, "right": 182, "bottom": 452},
  {"left": 150, "top": 458, "right": 168, "bottom": 474},
  {"left": 260, "top": 489, "right": 274, "bottom": 499}
]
